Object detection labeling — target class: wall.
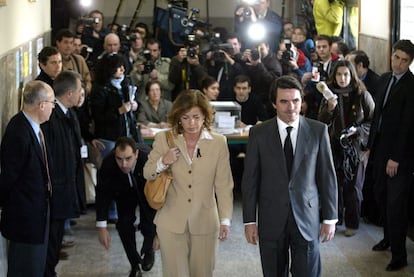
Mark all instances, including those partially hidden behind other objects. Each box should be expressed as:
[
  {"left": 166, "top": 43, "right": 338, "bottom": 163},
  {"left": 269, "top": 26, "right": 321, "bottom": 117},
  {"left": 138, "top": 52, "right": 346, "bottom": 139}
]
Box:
[
  {"left": 359, "top": 0, "right": 391, "bottom": 74},
  {"left": 0, "top": 0, "right": 51, "bottom": 56}
]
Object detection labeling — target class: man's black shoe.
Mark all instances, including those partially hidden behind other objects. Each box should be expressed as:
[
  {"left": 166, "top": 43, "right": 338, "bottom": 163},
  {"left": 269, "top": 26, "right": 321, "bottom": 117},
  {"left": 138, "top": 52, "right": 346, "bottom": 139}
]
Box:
[
  {"left": 386, "top": 260, "right": 407, "bottom": 271},
  {"left": 372, "top": 239, "right": 389, "bottom": 251},
  {"left": 141, "top": 251, "right": 155, "bottom": 271},
  {"left": 129, "top": 263, "right": 142, "bottom": 277}
]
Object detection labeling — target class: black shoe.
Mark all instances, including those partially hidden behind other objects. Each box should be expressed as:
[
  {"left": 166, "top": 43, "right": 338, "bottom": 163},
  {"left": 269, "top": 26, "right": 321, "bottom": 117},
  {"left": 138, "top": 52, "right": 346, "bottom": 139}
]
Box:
[
  {"left": 129, "top": 263, "right": 142, "bottom": 277},
  {"left": 386, "top": 260, "right": 407, "bottom": 271},
  {"left": 141, "top": 251, "right": 155, "bottom": 271},
  {"left": 372, "top": 239, "right": 389, "bottom": 251}
]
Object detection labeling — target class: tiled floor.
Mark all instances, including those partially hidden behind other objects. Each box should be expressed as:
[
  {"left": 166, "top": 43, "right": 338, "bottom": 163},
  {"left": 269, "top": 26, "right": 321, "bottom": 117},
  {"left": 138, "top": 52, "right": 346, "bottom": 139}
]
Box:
[{"left": 56, "top": 194, "right": 414, "bottom": 277}]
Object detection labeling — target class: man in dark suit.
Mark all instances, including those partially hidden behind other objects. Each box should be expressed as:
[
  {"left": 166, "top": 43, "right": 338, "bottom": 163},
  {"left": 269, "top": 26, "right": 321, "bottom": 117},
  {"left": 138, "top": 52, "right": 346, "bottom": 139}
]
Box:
[
  {"left": 41, "top": 70, "right": 83, "bottom": 277},
  {"left": 346, "top": 50, "right": 381, "bottom": 102},
  {"left": 242, "top": 75, "right": 338, "bottom": 277},
  {"left": 96, "top": 137, "right": 156, "bottom": 277},
  {"left": 367, "top": 39, "right": 414, "bottom": 272},
  {"left": 0, "top": 80, "right": 55, "bottom": 276}
]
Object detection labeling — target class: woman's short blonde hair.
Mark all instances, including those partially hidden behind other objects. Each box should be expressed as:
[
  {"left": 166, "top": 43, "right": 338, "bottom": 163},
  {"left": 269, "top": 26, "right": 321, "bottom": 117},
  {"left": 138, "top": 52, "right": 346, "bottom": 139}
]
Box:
[{"left": 168, "top": 90, "right": 214, "bottom": 135}]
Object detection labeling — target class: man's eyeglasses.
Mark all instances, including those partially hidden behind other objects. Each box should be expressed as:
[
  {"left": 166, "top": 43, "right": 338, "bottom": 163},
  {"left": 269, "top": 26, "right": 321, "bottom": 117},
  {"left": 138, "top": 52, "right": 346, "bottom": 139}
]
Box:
[{"left": 40, "top": 99, "right": 56, "bottom": 106}]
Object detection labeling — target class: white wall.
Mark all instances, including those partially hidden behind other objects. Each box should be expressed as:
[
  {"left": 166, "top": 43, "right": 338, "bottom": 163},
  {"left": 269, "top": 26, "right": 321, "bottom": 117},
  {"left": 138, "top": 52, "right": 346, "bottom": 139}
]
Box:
[
  {"left": 0, "top": 0, "right": 51, "bottom": 56},
  {"left": 360, "top": 0, "right": 390, "bottom": 40}
]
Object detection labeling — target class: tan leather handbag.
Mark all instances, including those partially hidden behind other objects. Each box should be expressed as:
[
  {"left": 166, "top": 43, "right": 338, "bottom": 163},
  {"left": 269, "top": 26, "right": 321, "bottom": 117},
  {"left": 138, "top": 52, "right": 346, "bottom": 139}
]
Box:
[{"left": 144, "top": 131, "right": 175, "bottom": 210}]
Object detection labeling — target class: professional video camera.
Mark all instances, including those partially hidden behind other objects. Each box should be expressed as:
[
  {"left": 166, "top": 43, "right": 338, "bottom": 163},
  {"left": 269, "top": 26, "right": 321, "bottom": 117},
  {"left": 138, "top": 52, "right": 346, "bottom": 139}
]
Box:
[
  {"left": 142, "top": 49, "right": 155, "bottom": 74},
  {"left": 281, "top": 39, "right": 294, "bottom": 64},
  {"left": 205, "top": 33, "right": 233, "bottom": 62}
]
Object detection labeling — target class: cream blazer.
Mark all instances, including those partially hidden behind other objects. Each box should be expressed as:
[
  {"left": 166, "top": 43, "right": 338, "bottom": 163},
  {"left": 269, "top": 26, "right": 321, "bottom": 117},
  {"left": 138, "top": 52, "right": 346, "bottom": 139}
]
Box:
[{"left": 144, "top": 130, "right": 234, "bottom": 235}]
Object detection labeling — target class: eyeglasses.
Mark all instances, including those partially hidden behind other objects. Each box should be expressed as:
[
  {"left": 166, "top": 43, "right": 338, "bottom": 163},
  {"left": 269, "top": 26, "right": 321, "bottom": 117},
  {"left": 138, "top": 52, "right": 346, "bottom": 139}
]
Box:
[{"left": 40, "top": 99, "right": 56, "bottom": 106}]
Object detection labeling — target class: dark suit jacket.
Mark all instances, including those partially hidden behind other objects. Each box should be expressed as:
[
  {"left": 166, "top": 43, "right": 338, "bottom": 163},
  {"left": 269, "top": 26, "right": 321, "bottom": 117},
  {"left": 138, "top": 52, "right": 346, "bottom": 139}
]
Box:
[
  {"left": 41, "top": 105, "right": 82, "bottom": 220},
  {"left": 367, "top": 70, "right": 414, "bottom": 174},
  {"left": 242, "top": 116, "right": 338, "bottom": 241},
  {"left": 362, "top": 68, "right": 380, "bottom": 102},
  {"left": 95, "top": 144, "right": 155, "bottom": 223},
  {"left": 0, "top": 112, "right": 50, "bottom": 243}
]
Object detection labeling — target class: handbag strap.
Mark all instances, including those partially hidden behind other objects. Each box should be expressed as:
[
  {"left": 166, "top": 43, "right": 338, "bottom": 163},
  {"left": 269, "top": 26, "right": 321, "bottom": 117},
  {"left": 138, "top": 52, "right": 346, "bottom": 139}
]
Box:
[{"left": 165, "top": 131, "right": 176, "bottom": 148}]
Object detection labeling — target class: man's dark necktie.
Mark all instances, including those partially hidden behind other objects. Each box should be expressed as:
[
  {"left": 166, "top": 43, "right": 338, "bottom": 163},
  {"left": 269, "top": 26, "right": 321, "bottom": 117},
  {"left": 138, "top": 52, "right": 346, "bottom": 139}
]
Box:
[
  {"left": 284, "top": 126, "right": 294, "bottom": 178},
  {"left": 382, "top": 75, "right": 397, "bottom": 107},
  {"left": 39, "top": 129, "right": 52, "bottom": 195}
]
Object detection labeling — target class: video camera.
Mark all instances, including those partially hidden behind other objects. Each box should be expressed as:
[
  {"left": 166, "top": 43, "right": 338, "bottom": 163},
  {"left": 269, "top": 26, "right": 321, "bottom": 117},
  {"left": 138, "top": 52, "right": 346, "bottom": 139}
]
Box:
[
  {"left": 142, "top": 49, "right": 155, "bottom": 74},
  {"left": 79, "top": 16, "right": 100, "bottom": 27},
  {"left": 206, "top": 33, "right": 233, "bottom": 62},
  {"left": 281, "top": 39, "right": 294, "bottom": 64}
]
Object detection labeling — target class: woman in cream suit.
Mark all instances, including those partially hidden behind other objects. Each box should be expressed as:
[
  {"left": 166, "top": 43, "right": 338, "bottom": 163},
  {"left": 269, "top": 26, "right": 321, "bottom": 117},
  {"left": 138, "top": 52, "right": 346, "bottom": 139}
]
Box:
[{"left": 144, "top": 90, "right": 233, "bottom": 277}]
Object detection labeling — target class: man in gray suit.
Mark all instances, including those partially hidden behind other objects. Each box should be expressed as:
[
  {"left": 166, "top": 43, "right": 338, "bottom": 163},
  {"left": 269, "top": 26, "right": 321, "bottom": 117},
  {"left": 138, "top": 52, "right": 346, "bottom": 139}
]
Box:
[{"left": 242, "top": 75, "right": 338, "bottom": 277}]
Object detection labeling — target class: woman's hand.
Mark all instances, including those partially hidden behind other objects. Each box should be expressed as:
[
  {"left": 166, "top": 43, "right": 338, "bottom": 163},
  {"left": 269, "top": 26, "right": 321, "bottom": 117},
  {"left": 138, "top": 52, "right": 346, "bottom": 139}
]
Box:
[
  {"left": 327, "top": 97, "right": 338, "bottom": 111},
  {"left": 162, "top": 147, "right": 180, "bottom": 165}
]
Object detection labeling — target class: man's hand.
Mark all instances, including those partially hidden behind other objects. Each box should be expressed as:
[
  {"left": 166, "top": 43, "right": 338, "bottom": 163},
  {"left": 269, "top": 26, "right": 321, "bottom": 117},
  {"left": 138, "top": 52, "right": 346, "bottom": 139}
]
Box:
[
  {"left": 386, "top": 159, "right": 399, "bottom": 177},
  {"left": 149, "top": 69, "right": 158, "bottom": 80},
  {"left": 98, "top": 228, "right": 111, "bottom": 249},
  {"left": 319, "top": 223, "right": 335, "bottom": 243},
  {"left": 245, "top": 224, "right": 259, "bottom": 245},
  {"left": 219, "top": 225, "right": 231, "bottom": 241},
  {"left": 91, "top": 139, "right": 105, "bottom": 151}
]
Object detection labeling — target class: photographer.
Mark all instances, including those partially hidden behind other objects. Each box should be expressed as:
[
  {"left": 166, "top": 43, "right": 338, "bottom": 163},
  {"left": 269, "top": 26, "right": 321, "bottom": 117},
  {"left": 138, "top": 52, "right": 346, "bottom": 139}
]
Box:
[
  {"left": 277, "top": 39, "right": 312, "bottom": 80},
  {"left": 168, "top": 42, "right": 208, "bottom": 101},
  {"left": 301, "top": 35, "right": 340, "bottom": 115},
  {"left": 122, "top": 31, "right": 145, "bottom": 75},
  {"left": 204, "top": 33, "right": 245, "bottom": 100},
  {"left": 130, "top": 38, "right": 174, "bottom": 101},
  {"left": 81, "top": 10, "right": 109, "bottom": 67},
  {"left": 234, "top": 0, "right": 282, "bottom": 53},
  {"left": 241, "top": 41, "right": 282, "bottom": 118},
  {"left": 291, "top": 26, "right": 315, "bottom": 60}
]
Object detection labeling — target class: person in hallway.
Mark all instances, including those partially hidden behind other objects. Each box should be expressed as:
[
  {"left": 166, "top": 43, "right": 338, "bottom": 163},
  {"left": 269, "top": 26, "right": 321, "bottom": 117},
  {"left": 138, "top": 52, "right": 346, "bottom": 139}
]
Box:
[
  {"left": 90, "top": 52, "right": 142, "bottom": 224},
  {"left": 200, "top": 76, "right": 220, "bottom": 101},
  {"left": 137, "top": 80, "right": 172, "bottom": 129},
  {"left": 41, "top": 70, "right": 83, "bottom": 277},
  {"left": 242, "top": 75, "right": 338, "bottom": 277},
  {"left": 313, "top": 0, "right": 344, "bottom": 37},
  {"left": 367, "top": 39, "right": 414, "bottom": 272},
  {"left": 143, "top": 90, "right": 234, "bottom": 277},
  {"left": 346, "top": 50, "right": 380, "bottom": 102},
  {"left": 234, "top": 0, "right": 282, "bottom": 53},
  {"left": 90, "top": 52, "right": 142, "bottom": 155},
  {"left": 96, "top": 137, "right": 156, "bottom": 277},
  {"left": 35, "top": 46, "right": 62, "bottom": 87},
  {"left": 0, "top": 81, "right": 55, "bottom": 277},
  {"left": 55, "top": 28, "right": 92, "bottom": 94},
  {"left": 318, "top": 60, "right": 375, "bottom": 237},
  {"left": 81, "top": 9, "right": 109, "bottom": 67}
]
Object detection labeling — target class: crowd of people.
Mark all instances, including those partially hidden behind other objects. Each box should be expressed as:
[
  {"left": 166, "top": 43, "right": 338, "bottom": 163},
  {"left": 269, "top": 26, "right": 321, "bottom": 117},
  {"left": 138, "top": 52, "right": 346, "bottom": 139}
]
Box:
[{"left": 1, "top": 0, "right": 414, "bottom": 276}]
